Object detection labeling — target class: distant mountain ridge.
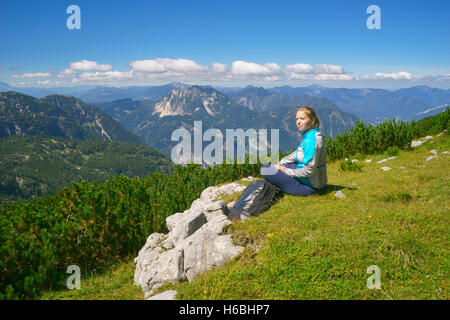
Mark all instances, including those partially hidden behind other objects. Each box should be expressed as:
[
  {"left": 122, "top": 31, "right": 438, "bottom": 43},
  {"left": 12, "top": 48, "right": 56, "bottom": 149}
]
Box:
[
  {"left": 0, "top": 91, "right": 142, "bottom": 144},
  {"left": 228, "top": 86, "right": 339, "bottom": 112},
  {"left": 0, "top": 82, "right": 450, "bottom": 132},
  {"left": 3, "top": 82, "right": 448, "bottom": 124},
  {"left": 268, "top": 85, "right": 450, "bottom": 123},
  {"left": 2, "top": 82, "right": 189, "bottom": 103},
  {"left": 395, "top": 85, "right": 450, "bottom": 107}
]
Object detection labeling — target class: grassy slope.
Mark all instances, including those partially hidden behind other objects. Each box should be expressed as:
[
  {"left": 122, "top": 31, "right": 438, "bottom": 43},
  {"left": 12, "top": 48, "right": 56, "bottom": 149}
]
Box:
[{"left": 39, "top": 132, "right": 449, "bottom": 300}]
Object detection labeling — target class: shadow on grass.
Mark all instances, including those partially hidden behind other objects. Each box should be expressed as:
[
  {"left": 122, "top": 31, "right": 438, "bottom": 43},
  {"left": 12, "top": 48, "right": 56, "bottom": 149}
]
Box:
[
  {"left": 316, "top": 184, "right": 357, "bottom": 195},
  {"left": 273, "top": 184, "right": 356, "bottom": 199}
]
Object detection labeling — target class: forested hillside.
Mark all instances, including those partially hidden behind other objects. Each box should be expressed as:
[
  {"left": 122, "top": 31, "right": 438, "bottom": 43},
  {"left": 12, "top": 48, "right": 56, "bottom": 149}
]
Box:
[{"left": 0, "top": 136, "right": 173, "bottom": 204}]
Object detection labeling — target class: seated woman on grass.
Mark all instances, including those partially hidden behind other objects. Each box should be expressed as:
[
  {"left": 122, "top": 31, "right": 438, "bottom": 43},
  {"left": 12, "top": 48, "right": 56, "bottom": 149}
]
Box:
[{"left": 261, "top": 106, "right": 327, "bottom": 196}]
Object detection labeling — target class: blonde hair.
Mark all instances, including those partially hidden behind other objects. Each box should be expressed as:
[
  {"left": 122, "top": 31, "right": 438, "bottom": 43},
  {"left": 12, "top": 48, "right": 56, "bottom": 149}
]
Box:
[{"left": 296, "top": 106, "right": 320, "bottom": 129}]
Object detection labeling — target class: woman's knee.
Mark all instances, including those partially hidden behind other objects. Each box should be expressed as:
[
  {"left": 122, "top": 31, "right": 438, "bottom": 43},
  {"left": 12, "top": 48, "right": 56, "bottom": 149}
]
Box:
[{"left": 260, "top": 164, "right": 277, "bottom": 178}]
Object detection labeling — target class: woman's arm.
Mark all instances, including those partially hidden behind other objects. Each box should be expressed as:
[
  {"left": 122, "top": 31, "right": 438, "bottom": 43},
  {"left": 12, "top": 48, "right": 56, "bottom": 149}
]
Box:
[{"left": 277, "top": 150, "right": 297, "bottom": 166}]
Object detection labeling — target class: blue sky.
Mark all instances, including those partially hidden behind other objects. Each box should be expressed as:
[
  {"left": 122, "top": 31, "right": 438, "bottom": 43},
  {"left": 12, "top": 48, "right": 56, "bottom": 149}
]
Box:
[{"left": 1, "top": 0, "right": 449, "bottom": 89}]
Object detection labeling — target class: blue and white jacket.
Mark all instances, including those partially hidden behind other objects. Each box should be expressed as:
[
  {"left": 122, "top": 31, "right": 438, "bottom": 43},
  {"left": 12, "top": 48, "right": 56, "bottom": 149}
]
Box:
[{"left": 277, "top": 127, "right": 327, "bottom": 189}]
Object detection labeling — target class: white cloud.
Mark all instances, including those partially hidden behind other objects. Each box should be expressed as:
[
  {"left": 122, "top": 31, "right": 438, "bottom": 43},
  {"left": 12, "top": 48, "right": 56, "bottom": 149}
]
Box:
[
  {"left": 285, "top": 63, "right": 349, "bottom": 81},
  {"left": 129, "top": 58, "right": 208, "bottom": 73},
  {"left": 11, "top": 57, "right": 448, "bottom": 87},
  {"left": 314, "top": 64, "right": 345, "bottom": 74},
  {"left": 288, "top": 73, "right": 309, "bottom": 80},
  {"left": 359, "top": 71, "right": 419, "bottom": 80},
  {"left": 70, "top": 60, "right": 113, "bottom": 71},
  {"left": 37, "top": 80, "right": 50, "bottom": 85},
  {"left": 78, "top": 70, "right": 134, "bottom": 81},
  {"left": 12, "top": 72, "right": 50, "bottom": 78},
  {"left": 285, "top": 63, "right": 314, "bottom": 74},
  {"left": 313, "top": 73, "right": 353, "bottom": 81},
  {"left": 210, "top": 62, "right": 228, "bottom": 74},
  {"left": 434, "top": 74, "right": 450, "bottom": 82},
  {"left": 231, "top": 61, "right": 281, "bottom": 76},
  {"left": 57, "top": 68, "right": 77, "bottom": 78},
  {"left": 263, "top": 75, "right": 280, "bottom": 81}
]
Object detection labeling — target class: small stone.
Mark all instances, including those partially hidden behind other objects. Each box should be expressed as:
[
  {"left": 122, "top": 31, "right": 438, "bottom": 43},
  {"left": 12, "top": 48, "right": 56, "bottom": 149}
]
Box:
[
  {"left": 380, "top": 167, "right": 392, "bottom": 171},
  {"left": 430, "top": 150, "right": 437, "bottom": 155},
  {"left": 411, "top": 140, "right": 424, "bottom": 147},
  {"left": 147, "top": 290, "right": 177, "bottom": 300},
  {"left": 436, "top": 132, "right": 444, "bottom": 137},
  {"left": 441, "top": 151, "right": 450, "bottom": 155},
  {"left": 352, "top": 159, "right": 358, "bottom": 163},
  {"left": 334, "top": 190, "right": 346, "bottom": 199},
  {"left": 365, "top": 159, "right": 372, "bottom": 163},
  {"left": 425, "top": 156, "right": 438, "bottom": 161},
  {"left": 376, "top": 157, "right": 397, "bottom": 164}
]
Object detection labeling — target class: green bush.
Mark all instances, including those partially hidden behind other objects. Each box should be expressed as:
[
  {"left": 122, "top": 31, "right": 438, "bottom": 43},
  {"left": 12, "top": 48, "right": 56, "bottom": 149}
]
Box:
[
  {"left": 386, "top": 146, "right": 399, "bottom": 156},
  {"left": 339, "top": 160, "right": 363, "bottom": 172},
  {"left": 325, "top": 107, "right": 449, "bottom": 161}
]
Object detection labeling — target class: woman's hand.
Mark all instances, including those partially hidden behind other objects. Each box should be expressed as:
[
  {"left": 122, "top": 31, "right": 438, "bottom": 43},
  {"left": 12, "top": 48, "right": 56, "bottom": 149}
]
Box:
[{"left": 275, "top": 164, "right": 286, "bottom": 172}]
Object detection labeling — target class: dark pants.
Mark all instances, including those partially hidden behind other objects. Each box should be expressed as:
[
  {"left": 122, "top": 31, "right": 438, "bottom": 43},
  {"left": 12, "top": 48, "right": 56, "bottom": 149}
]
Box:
[{"left": 260, "top": 163, "right": 316, "bottom": 196}]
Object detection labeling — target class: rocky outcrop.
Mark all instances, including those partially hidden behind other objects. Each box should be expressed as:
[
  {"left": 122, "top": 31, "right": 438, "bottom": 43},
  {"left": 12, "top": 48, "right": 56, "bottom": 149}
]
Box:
[{"left": 134, "top": 182, "right": 247, "bottom": 298}]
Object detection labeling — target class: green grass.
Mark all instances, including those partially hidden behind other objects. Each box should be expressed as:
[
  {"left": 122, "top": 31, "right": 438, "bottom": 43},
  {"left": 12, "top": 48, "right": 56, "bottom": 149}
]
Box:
[
  {"left": 39, "top": 258, "right": 144, "bottom": 300},
  {"left": 38, "top": 132, "right": 449, "bottom": 300}
]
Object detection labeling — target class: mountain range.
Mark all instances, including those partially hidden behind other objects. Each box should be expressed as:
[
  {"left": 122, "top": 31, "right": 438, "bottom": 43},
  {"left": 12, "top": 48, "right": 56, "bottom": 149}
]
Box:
[
  {"left": 268, "top": 85, "right": 450, "bottom": 123},
  {"left": 3, "top": 81, "right": 448, "bottom": 124}
]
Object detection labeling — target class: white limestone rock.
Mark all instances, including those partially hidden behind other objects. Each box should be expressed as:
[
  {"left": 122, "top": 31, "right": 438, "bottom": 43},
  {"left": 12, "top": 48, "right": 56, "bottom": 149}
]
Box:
[
  {"left": 134, "top": 182, "right": 246, "bottom": 298},
  {"left": 334, "top": 190, "right": 346, "bottom": 199},
  {"left": 162, "top": 210, "right": 207, "bottom": 250},
  {"left": 380, "top": 167, "right": 392, "bottom": 171},
  {"left": 376, "top": 157, "right": 397, "bottom": 164},
  {"left": 411, "top": 140, "right": 424, "bottom": 147},
  {"left": 181, "top": 214, "right": 242, "bottom": 282},
  {"left": 134, "top": 247, "right": 186, "bottom": 298},
  {"left": 147, "top": 290, "right": 177, "bottom": 300}
]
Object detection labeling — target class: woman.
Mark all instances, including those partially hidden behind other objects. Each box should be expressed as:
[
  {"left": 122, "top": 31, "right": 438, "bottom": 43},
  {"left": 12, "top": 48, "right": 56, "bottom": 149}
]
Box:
[{"left": 261, "top": 106, "right": 327, "bottom": 196}]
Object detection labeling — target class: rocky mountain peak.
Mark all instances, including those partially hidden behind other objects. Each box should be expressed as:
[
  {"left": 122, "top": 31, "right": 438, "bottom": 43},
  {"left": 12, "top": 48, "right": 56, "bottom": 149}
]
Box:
[{"left": 152, "top": 86, "right": 225, "bottom": 118}]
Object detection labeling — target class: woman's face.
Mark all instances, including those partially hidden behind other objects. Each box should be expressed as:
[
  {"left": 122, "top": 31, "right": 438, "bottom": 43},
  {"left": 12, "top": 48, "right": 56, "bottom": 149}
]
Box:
[{"left": 296, "top": 111, "right": 314, "bottom": 132}]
